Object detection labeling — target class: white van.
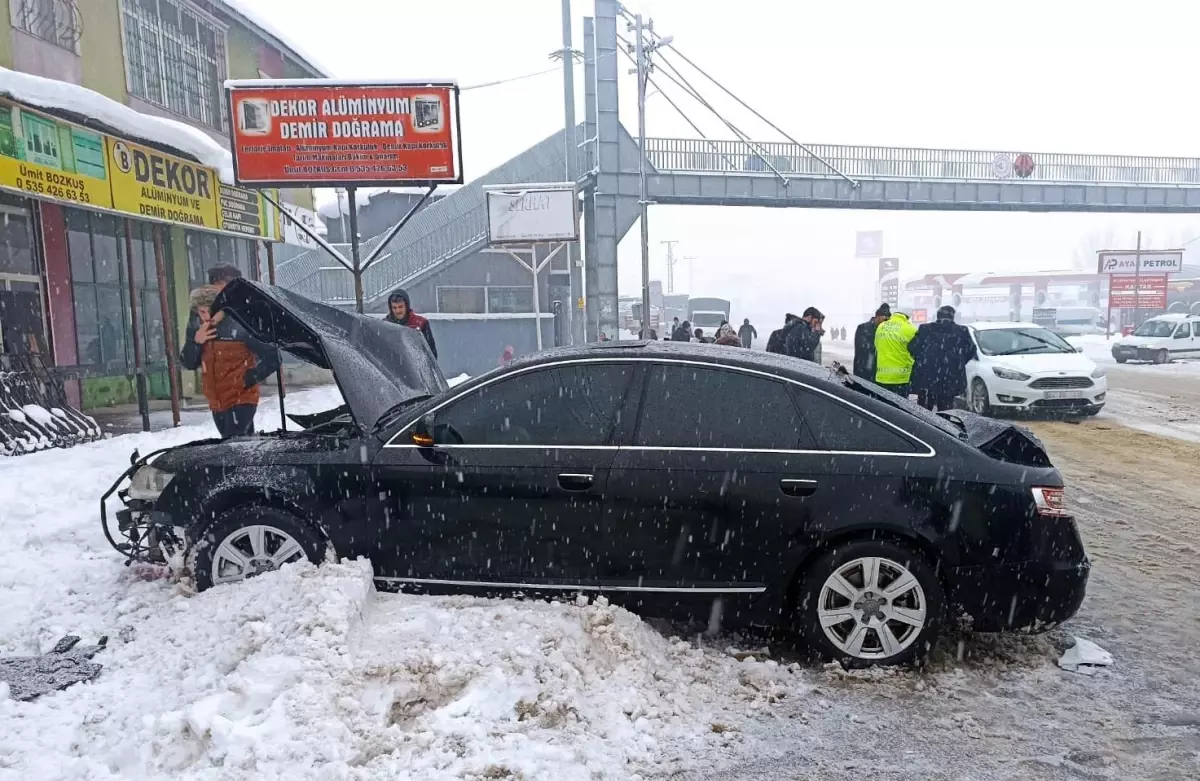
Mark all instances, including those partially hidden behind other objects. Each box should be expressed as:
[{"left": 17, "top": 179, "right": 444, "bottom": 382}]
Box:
[{"left": 1111, "top": 313, "right": 1200, "bottom": 364}]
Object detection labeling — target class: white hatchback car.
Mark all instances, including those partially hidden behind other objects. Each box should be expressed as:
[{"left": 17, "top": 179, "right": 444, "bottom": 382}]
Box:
[
  {"left": 965, "top": 322, "right": 1107, "bottom": 416},
  {"left": 1110, "top": 313, "right": 1200, "bottom": 364}
]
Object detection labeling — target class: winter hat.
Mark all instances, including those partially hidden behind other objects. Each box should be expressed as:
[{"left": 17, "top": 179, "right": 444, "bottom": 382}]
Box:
[
  {"left": 875, "top": 304, "right": 891, "bottom": 317},
  {"left": 189, "top": 285, "right": 220, "bottom": 312},
  {"left": 937, "top": 305, "right": 956, "bottom": 320}
]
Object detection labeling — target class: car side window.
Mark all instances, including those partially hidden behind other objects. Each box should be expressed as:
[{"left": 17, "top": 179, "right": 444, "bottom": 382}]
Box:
[
  {"left": 635, "top": 364, "right": 814, "bottom": 450},
  {"left": 793, "top": 388, "right": 921, "bottom": 454},
  {"left": 1176, "top": 324, "right": 1191, "bottom": 339},
  {"left": 1193, "top": 322, "right": 1200, "bottom": 337},
  {"left": 434, "top": 363, "right": 633, "bottom": 446}
]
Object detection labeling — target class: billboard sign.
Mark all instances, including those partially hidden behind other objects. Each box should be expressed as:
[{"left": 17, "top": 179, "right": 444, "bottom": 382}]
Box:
[
  {"left": 878, "top": 257, "right": 900, "bottom": 308},
  {"left": 1109, "top": 275, "right": 1168, "bottom": 309},
  {"left": 0, "top": 99, "right": 276, "bottom": 238},
  {"left": 281, "top": 202, "right": 321, "bottom": 248},
  {"left": 226, "top": 80, "right": 463, "bottom": 187},
  {"left": 855, "top": 230, "right": 883, "bottom": 258},
  {"left": 485, "top": 183, "right": 578, "bottom": 245},
  {"left": 1097, "top": 249, "right": 1183, "bottom": 275}
]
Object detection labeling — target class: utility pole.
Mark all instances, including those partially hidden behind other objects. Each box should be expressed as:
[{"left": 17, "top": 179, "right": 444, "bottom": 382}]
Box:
[
  {"left": 661, "top": 239, "right": 679, "bottom": 293},
  {"left": 634, "top": 13, "right": 651, "bottom": 339},
  {"left": 561, "top": 0, "right": 584, "bottom": 345},
  {"left": 1132, "top": 230, "right": 1143, "bottom": 329}
]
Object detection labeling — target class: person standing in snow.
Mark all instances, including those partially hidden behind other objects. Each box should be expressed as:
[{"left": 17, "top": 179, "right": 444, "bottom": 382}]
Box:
[
  {"left": 738, "top": 318, "right": 758, "bottom": 348},
  {"left": 714, "top": 323, "right": 742, "bottom": 346},
  {"left": 908, "top": 305, "right": 977, "bottom": 411},
  {"left": 853, "top": 304, "right": 891, "bottom": 381},
  {"left": 784, "top": 307, "right": 825, "bottom": 362},
  {"left": 385, "top": 288, "right": 437, "bottom": 358},
  {"left": 766, "top": 313, "right": 799, "bottom": 354},
  {"left": 499, "top": 345, "right": 515, "bottom": 367},
  {"left": 181, "top": 285, "right": 280, "bottom": 439},
  {"left": 874, "top": 310, "right": 918, "bottom": 397},
  {"left": 672, "top": 320, "right": 692, "bottom": 342}
]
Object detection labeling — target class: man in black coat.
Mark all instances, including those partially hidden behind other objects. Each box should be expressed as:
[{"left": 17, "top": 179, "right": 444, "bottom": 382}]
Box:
[
  {"left": 853, "top": 304, "right": 891, "bottom": 380},
  {"left": 908, "top": 305, "right": 978, "bottom": 411},
  {"left": 784, "top": 306, "right": 825, "bottom": 362},
  {"left": 765, "top": 313, "right": 799, "bottom": 354}
]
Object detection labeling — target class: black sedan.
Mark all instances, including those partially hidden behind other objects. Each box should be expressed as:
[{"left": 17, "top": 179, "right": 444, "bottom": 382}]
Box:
[{"left": 103, "top": 280, "right": 1090, "bottom": 667}]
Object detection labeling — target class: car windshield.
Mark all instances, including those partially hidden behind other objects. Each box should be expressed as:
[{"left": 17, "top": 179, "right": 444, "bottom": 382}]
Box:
[
  {"left": 1133, "top": 320, "right": 1178, "bottom": 337},
  {"left": 974, "top": 327, "right": 1074, "bottom": 356},
  {"left": 691, "top": 312, "right": 726, "bottom": 328}
]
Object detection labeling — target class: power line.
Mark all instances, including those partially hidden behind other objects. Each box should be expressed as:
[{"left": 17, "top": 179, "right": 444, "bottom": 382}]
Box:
[
  {"left": 657, "top": 43, "right": 856, "bottom": 185},
  {"left": 460, "top": 49, "right": 616, "bottom": 92}
]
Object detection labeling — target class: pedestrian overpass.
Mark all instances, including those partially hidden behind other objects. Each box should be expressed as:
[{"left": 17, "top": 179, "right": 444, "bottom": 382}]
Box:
[{"left": 276, "top": 0, "right": 1200, "bottom": 340}]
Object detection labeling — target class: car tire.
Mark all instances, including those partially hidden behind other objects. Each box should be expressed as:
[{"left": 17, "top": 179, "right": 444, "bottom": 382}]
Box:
[
  {"left": 1113, "top": 354, "right": 1128, "bottom": 364},
  {"left": 1154, "top": 349, "right": 1170, "bottom": 365},
  {"left": 190, "top": 505, "right": 327, "bottom": 592},
  {"left": 796, "top": 540, "right": 944, "bottom": 668},
  {"left": 969, "top": 378, "right": 992, "bottom": 416}
]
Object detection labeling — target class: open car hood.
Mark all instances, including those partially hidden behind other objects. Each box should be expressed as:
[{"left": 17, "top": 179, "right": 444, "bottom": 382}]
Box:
[{"left": 213, "top": 279, "right": 448, "bottom": 432}]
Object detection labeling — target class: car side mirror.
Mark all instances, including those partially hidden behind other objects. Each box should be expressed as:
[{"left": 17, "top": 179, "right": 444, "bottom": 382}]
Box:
[{"left": 411, "top": 412, "right": 437, "bottom": 447}]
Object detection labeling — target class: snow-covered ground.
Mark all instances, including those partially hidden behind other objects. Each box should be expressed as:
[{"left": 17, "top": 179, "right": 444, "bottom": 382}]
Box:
[
  {"left": 1069, "top": 333, "right": 1200, "bottom": 374},
  {"left": 4, "top": 378, "right": 1197, "bottom": 780},
  {"left": 0, "top": 383, "right": 802, "bottom": 780}
]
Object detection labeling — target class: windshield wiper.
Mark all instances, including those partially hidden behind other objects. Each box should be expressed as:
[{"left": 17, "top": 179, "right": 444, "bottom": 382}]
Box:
[
  {"left": 373, "top": 394, "right": 433, "bottom": 433},
  {"left": 997, "top": 346, "right": 1061, "bottom": 355}
]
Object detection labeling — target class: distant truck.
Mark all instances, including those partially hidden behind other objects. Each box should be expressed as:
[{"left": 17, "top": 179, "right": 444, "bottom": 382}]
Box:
[{"left": 687, "top": 297, "right": 731, "bottom": 331}]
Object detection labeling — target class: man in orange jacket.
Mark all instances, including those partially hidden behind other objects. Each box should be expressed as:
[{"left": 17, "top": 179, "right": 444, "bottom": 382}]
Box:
[{"left": 181, "top": 285, "right": 280, "bottom": 438}]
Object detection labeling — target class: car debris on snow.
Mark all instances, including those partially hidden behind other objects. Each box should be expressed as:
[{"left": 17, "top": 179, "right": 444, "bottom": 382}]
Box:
[
  {"left": 0, "top": 635, "right": 107, "bottom": 701},
  {"left": 1058, "top": 636, "right": 1114, "bottom": 675}
]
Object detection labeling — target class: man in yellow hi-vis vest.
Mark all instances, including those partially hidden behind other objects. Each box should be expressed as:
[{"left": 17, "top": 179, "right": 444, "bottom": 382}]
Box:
[{"left": 874, "top": 311, "right": 918, "bottom": 397}]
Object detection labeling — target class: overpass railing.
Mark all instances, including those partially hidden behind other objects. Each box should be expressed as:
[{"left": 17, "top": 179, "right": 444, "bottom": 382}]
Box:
[{"left": 643, "top": 137, "right": 1200, "bottom": 186}]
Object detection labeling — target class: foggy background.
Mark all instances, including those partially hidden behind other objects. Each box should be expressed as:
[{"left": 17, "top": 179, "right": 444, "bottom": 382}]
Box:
[{"left": 243, "top": 0, "right": 1200, "bottom": 330}]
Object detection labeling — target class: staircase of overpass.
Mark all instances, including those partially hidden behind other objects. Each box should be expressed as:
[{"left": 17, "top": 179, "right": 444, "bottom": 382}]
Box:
[{"left": 277, "top": 0, "right": 1200, "bottom": 332}]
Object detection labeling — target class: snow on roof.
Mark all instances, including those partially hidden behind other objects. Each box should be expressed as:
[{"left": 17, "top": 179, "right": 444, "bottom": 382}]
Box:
[
  {"left": 212, "top": 0, "right": 332, "bottom": 78},
  {"left": 0, "top": 68, "right": 237, "bottom": 184}
]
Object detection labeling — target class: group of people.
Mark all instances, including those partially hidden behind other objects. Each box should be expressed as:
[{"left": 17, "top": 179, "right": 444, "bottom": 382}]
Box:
[
  {"left": 763, "top": 308, "right": 826, "bottom": 362},
  {"left": 186, "top": 273, "right": 439, "bottom": 440},
  {"left": 853, "top": 303, "right": 977, "bottom": 411},
  {"left": 666, "top": 317, "right": 760, "bottom": 348}
]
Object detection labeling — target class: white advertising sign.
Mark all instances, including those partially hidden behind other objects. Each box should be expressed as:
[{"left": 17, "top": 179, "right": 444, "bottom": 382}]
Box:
[
  {"left": 486, "top": 183, "right": 578, "bottom": 245},
  {"left": 1097, "top": 250, "right": 1183, "bottom": 275},
  {"left": 281, "top": 202, "right": 321, "bottom": 248}
]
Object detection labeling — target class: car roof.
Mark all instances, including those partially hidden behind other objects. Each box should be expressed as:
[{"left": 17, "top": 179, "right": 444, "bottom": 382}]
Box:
[
  {"left": 490, "top": 340, "right": 842, "bottom": 382},
  {"left": 968, "top": 321, "right": 1042, "bottom": 331},
  {"left": 1145, "top": 312, "right": 1197, "bottom": 322}
]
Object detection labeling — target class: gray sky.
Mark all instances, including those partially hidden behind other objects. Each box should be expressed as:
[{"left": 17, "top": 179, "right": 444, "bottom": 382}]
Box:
[{"left": 245, "top": 0, "right": 1200, "bottom": 326}]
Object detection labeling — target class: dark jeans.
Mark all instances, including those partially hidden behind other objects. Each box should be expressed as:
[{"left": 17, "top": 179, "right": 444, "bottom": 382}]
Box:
[
  {"left": 918, "top": 389, "right": 958, "bottom": 412},
  {"left": 213, "top": 404, "right": 257, "bottom": 439}
]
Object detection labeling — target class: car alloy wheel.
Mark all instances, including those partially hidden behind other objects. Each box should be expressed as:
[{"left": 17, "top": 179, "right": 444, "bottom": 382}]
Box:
[
  {"left": 817, "top": 556, "right": 927, "bottom": 660},
  {"left": 213, "top": 525, "right": 306, "bottom": 586},
  {"left": 190, "top": 505, "right": 327, "bottom": 591},
  {"left": 970, "top": 378, "right": 992, "bottom": 415},
  {"left": 799, "top": 540, "right": 944, "bottom": 667}
]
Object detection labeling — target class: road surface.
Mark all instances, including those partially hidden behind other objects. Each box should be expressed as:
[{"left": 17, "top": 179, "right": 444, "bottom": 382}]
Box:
[{"left": 676, "top": 417, "right": 1200, "bottom": 781}]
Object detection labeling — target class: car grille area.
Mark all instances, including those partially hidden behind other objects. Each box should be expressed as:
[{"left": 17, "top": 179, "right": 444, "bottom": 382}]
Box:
[{"left": 1029, "top": 376, "right": 1094, "bottom": 390}]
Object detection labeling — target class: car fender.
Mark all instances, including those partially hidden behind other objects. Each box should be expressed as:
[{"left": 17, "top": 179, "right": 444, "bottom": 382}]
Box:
[{"left": 160, "top": 465, "right": 328, "bottom": 540}]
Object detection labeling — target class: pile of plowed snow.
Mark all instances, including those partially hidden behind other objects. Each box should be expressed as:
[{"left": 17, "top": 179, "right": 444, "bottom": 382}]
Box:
[{"left": 2, "top": 561, "right": 806, "bottom": 780}]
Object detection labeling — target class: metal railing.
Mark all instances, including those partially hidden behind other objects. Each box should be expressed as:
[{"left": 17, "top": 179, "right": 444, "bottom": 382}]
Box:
[{"left": 643, "top": 137, "right": 1200, "bottom": 186}]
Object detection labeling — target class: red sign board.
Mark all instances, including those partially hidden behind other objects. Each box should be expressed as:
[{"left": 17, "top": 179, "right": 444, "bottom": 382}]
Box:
[
  {"left": 911, "top": 308, "right": 928, "bottom": 323},
  {"left": 1109, "top": 274, "right": 1168, "bottom": 309},
  {"left": 226, "top": 81, "right": 463, "bottom": 187}
]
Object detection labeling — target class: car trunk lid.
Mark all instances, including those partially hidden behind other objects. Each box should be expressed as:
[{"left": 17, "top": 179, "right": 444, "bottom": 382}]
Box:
[{"left": 938, "top": 410, "right": 1053, "bottom": 468}]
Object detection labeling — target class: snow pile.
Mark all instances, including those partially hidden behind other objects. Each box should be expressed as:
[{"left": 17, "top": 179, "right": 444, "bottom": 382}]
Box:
[
  {"left": 0, "top": 68, "right": 236, "bottom": 184},
  {"left": 1, "top": 560, "right": 375, "bottom": 780}
]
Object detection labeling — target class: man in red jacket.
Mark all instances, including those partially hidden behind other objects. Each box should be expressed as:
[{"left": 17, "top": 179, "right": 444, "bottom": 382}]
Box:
[{"left": 384, "top": 288, "right": 437, "bottom": 358}]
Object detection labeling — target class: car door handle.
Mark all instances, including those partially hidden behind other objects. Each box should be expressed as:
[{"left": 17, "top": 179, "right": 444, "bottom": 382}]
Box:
[
  {"left": 557, "top": 473, "right": 594, "bottom": 491},
  {"left": 779, "top": 478, "right": 818, "bottom": 497}
]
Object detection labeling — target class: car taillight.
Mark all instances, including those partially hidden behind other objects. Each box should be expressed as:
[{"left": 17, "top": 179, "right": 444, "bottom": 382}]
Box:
[{"left": 1032, "top": 486, "right": 1068, "bottom": 517}]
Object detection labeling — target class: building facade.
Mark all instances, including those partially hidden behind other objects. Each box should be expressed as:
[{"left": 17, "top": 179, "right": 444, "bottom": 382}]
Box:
[{"left": 0, "top": 0, "right": 326, "bottom": 408}]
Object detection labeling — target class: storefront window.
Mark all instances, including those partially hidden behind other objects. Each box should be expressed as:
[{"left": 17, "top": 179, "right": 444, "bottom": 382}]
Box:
[
  {"left": 0, "top": 194, "right": 46, "bottom": 355},
  {"left": 487, "top": 286, "right": 534, "bottom": 314},
  {"left": 68, "top": 209, "right": 166, "bottom": 372},
  {"left": 437, "top": 286, "right": 486, "bottom": 314},
  {"left": 186, "top": 230, "right": 258, "bottom": 290}
]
